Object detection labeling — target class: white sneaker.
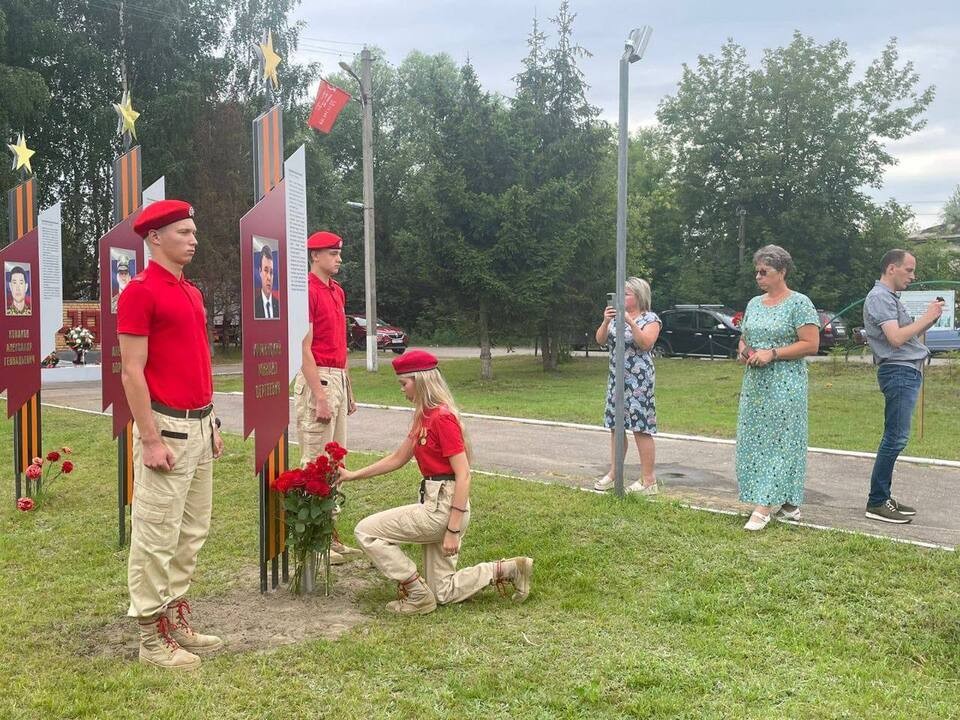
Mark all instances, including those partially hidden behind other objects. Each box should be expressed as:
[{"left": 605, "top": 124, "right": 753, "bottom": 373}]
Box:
[
  {"left": 626, "top": 480, "right": 658, "bottom": 495},
  {"left": 593, "top": 474, "right": 615, "bottom": 491},
  {"left": 743, "top": 511, "right": 771, "bottom": 531}
]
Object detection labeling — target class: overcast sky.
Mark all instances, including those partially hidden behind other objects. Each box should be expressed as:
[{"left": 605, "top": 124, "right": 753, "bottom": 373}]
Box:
[{"left": 292, "top": 0, "right": 959, "bottom": 228}]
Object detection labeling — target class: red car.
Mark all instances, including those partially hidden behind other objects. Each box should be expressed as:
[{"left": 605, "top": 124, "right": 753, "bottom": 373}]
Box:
[{"left": 346, "top": 314, "right": 408, "bottom": 354}]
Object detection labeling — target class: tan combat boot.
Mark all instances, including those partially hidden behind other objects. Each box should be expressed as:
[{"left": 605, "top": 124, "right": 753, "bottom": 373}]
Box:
[
  {"left": 494, "top": 557, "right": 534, "bottom": 602},
  {"left": 385, "top": 574, "right": 437, "bottom": 615},
  {"left": 331, "top": 529, "right": 364, "bottom": 561},
  {"left": 138, "top": 614, "right": 201, "bottom": 670},
  {"left": 167, "top": 599, "right": 224, "bottom": 654}
]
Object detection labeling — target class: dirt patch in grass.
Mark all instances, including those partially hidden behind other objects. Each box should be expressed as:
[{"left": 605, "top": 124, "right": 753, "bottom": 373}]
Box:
[{"left": 82, "top": 562, "right": 380, "bottom": 660}]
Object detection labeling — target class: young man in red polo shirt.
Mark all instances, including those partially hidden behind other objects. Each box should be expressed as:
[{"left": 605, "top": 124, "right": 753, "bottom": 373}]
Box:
[
  {"left": 118, "top": 199, "right": 224, "bottom": 671},
  {"left": 293, "top": 230, "right": 360, "bottom": 562}
]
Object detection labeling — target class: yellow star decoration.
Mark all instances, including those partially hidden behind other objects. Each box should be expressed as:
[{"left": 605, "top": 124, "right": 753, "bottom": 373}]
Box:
[
  {"left": 7, "top": 133, "right": 36, "bottom": 175},
  {"left": 256, "top": 31, "right": 282, "bottom": 90},
  {"left": 113, "top": 91, "right": 140, "bottom": 141}
]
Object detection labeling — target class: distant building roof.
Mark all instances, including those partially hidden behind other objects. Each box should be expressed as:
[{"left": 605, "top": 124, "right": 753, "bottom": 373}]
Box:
[{"left": 909, "top": 222, "right": 960, "bottom": 245}]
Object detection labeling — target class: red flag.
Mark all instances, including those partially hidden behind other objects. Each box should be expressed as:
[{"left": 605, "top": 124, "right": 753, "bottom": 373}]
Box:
[{"left": 308, "top": 80, "right": 352, "bottom": 134}]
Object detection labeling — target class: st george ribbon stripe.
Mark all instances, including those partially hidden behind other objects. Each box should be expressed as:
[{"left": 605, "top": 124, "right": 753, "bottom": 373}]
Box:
[
  {"left": 7, "top": 179, "right": 40, "bottom": 502},
  {"left": 110, "top": 147, "right": 142, "bottom": 546},
  {"left": 112, "top": 147, "right": 142, "bottom": 225},
  {"left": 252, "top": 105, "right": 288, "bottom": 587},
  {"left": 7, "top": 179, "right": 35, "bottom": 244},
  {"left": 253, "top": 106, "right": 284, "bottom": 199}
]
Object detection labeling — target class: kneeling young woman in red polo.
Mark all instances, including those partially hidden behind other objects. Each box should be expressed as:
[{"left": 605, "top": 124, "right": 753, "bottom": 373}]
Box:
[{"left": 338, "top": 349, "right": 533, "bottom": 615}]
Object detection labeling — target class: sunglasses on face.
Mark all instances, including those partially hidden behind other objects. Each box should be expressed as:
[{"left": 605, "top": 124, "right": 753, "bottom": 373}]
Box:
[{"left": 755, "top": 268, "right": 777, "bottom": 277}]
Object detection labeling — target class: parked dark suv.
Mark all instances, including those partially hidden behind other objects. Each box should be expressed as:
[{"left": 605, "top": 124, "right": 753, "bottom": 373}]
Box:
[
  {"left": 816, "top": 309, "right": 850, "bottom": 353},
  {"left": 656, "top": 305, "right": 741, "bottom": 359}
]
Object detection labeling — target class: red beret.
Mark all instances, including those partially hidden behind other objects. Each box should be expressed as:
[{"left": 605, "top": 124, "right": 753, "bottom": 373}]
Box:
[
  {"left": 307, "top": 231, "right": 343, "bottom": 250},
  {"left": 133, "top": 200, "right": 195, "bottom": 238},
  {"left": 392, "top": 349, "right": 438, "bottom": 375}
]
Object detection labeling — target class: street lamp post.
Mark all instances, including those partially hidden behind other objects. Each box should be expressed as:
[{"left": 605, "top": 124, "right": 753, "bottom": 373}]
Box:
[
  {"left": 339, "top": 48, "right": 378, "bottom": 371},
  {"left": 613, "top": 26, "right": 652, "bottom": 498}
]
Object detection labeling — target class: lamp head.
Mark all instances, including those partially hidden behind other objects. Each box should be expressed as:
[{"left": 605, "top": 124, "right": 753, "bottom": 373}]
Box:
[
  {"left": 338, "top": 61, "right": 361, "bottom": 83},
  {"left": 624, "top": 26, "right": 652, "bottom": 63}
]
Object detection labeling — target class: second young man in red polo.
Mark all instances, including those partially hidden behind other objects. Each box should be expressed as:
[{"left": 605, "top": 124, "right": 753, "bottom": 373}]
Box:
[{"left": 293, "top": 230, "right": 361, "bottom": 562}]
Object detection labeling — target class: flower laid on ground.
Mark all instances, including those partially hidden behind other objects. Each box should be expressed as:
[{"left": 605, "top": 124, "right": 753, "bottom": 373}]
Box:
[
  {"left": 272, "top": 442, "right": 348, "bottom": 593},
  {"left": 16, "top": 497, "right": 35, "bottom": 512},
  {"left": 22, "top": 447, "right": 78, "bottom": 508},
  {"left": 40, "top": 351, "right": 60, "bottom": 368},
  {"left": 64, "top": 327, "right": 95, "bottom": 351}
]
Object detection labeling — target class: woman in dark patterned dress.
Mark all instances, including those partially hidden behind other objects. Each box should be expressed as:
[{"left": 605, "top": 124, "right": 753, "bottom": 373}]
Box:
[{"left": 594, "top": 277, "right": 662, "bottom": 494}]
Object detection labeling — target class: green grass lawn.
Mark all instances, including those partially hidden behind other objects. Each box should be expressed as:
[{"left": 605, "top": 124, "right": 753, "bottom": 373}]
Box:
[
  {"left": 3, "top": 405, "right": 960, "bottom": 718},
  {"left": 215, "top": 356, "right": 960, "bottom": 460}
]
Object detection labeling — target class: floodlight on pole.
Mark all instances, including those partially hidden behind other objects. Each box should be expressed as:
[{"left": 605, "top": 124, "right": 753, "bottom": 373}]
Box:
[
  {"left": 346, "top": 201, "right": 364, "bottom": 209},
  {"left": 339, "top": 50, "right": 378, "bottom": 371},
  {"left": 612, "top": 25, "right": 652, "bottom": 498}
]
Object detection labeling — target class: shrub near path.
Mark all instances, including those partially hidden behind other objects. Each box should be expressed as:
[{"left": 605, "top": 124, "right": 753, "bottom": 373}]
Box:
[{"left": 3, "top": 405, "right": 960, "bottom": 718}]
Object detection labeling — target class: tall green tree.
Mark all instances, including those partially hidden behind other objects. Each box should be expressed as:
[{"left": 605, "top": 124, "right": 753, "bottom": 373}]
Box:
[
  {"left": 657, "top": 33, "right": 934, "bottom": 309},
  {"left": 391, "top": 60, "right": 515, "bottom": 378},
  {"left": 943, "top": 185, "right": 960, "bottom": 228},
  {"left": 508, "top": 1, "right": 614, "bottom": 370},
  {"left": 0, "top": 2, "right": 49, "bottom": 216}
]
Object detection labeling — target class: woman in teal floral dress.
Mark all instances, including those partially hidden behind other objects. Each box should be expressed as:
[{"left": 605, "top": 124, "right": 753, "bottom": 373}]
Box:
[{"left": 736, "top": 245, "right": 821, "bottom": 531}]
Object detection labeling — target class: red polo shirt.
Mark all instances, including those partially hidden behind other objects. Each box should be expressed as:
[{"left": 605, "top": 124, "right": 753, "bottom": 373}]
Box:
[
  {"left": 309, "top": 272, "right": 347, "bottom": 368},
  {"left": 117, "top": 262, "right": 213, "bottom": 410},
  {"left": 409, "top": 406, "right": 466, "bottom": 476}
]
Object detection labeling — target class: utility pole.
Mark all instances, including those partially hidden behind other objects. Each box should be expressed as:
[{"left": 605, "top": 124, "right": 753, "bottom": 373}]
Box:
[
  {"left": 360, "top": 49, "right": 377, "bottom": 371},
  {"left": 340, "top": 49, "right": 378, "bottom": 371}
]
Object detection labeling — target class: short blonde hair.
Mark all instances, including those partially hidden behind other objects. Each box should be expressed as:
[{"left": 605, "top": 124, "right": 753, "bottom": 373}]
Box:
[
  {"left": 401, "top": 368, "right": 472, "bottom": 461},
  {"left": 625, "top": 277, "right": 652, "bottom": 313}
]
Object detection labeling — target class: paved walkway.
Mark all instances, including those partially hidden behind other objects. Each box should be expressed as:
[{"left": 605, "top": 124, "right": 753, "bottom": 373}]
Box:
[{"left": 34, "top": 378, "right": 960, "bottom": 550}]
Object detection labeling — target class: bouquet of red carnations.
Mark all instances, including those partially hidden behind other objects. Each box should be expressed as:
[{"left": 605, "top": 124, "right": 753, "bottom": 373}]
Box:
[{"left": 272, "top": 442, "right": 348, "bottom": 594}]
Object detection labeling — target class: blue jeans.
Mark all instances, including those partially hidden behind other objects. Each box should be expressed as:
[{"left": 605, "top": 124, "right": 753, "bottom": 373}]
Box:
[{"left": 868, "top": 364, "right": 922, "bottom": 506}]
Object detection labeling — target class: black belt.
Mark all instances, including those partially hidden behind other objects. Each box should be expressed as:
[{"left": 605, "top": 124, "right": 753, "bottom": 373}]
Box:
[
  {"left": 419, "top": 474, "right": 455, "bottom": 504},
  {"left": 151, "top": 402, "right": 214, "bottom": 419}
]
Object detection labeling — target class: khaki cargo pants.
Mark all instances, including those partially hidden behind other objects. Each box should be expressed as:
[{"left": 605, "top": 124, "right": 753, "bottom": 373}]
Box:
[
  {"left": 127, "top": 411, "right": 215, "bottom": 618},
  {"left": 293, "top": 367, "right": 347, "bottom": 467},
  {"left": 354, "top": 479, "right": 496, "bottom": 604}
]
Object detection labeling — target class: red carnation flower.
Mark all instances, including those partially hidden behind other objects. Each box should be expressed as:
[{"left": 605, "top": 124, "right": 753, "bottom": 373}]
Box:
[
  {"left": 275, "top": 468, "right": 305, "bottom": 494},
  {"left": 25, "top": 464, "right": 42, "bottom": 480},
  {"left": 17, "top": 497, "right": 35, "bottom": 512},
  {"left": 305, "top": 478, "right": 331, "bottom": 497},
  {"left": 47, "top": 451, "right": 61, "bottom": 462},
  {"left": 324, "top": 442, "right": 348, "bottom": 462},
  {"left": 61, "top": 461, "right": 74, "bottom": 474}
]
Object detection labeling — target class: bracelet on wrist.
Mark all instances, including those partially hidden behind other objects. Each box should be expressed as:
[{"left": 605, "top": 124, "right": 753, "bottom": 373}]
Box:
[
  {"left": 771, "top": 348, "right": 779, "bottom": 361},
  {"left": 446, "top": 527, "right": 461, "bottom": 534},
  {"left": 450, "top": 505, "right": 468, "bottom": 513}
]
